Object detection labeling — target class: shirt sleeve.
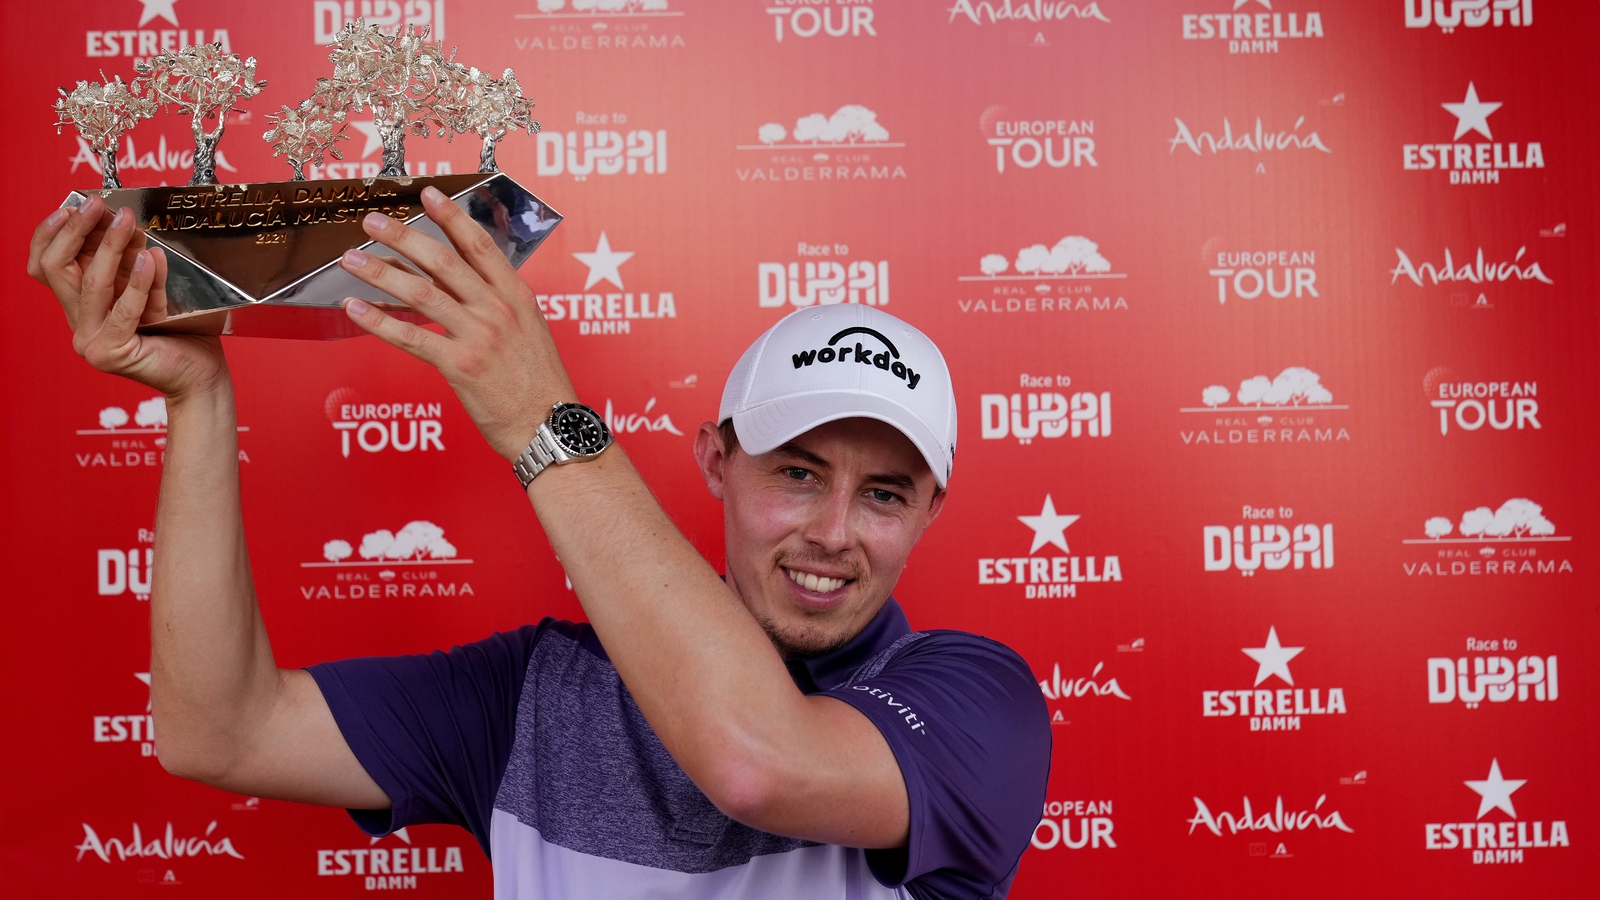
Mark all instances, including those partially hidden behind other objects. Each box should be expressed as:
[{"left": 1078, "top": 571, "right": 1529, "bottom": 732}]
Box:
[
  {"left": 306, "top": 622, "right": 551, "bottom": 858},
  {"left": 823, "top": 631, "right": 1052, "bottom": 900}
]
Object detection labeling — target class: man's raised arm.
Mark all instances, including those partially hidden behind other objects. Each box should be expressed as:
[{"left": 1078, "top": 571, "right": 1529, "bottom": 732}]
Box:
[
  {"left": 337, "top": 189, "right": 914, "bottom": 849},
  {"left": 28, "top": 199, "right": 388, "bottom": 810}
]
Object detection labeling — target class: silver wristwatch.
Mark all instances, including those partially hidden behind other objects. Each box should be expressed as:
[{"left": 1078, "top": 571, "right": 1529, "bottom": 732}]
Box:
[{"left": 512, "top": 402, "right": 613, "bottom": 489}]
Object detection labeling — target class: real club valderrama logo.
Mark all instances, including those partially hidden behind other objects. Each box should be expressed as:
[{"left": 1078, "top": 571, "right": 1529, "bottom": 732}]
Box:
[
  {"left": 76, "top": 395, "right": 251, "bottom": 470},
  {"left": 957, "top": 235, "right": 1128, "bottom": 315},
  {"left": 737, "top": 105, "right": 907, "bottom": 183},
  {"left": 1180, "top": 366, "right": 1351, "bottom": 447},
  {"left": 978, "top": 495, "right": 1123, "bottom": 598},
  {"left": 1402, "top": 498, "right": 1573, "bottom": 576},
  {"left": 1202, "top": 627, "right": 1347, "bottom": 732},
  {"left": 300, "top": 521, "right": 475, "bottom": 600},
  {"left": 1402, "top": 82, "right": 1543, "bottom": 185},
  {"left": 511, "top": 0, "right": 687, "bottom": 53}
]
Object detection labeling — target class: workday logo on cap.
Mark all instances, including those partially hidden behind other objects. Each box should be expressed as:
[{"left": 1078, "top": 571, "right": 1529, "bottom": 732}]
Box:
[
  {"left": 721, "top": 306, "right": 957, "bottom": 487},
  {"left": 790, "top": 325, "right": 924, "bottom": 389}
]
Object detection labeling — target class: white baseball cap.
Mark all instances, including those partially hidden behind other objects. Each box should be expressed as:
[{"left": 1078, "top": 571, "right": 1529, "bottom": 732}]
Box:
[{"left": 719, "top": 305, "right": 957, "bottom": 488}]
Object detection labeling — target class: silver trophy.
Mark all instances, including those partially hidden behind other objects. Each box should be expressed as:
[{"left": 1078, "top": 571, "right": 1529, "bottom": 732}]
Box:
[{"left": 52, "top": 22, "right": 559, "bottom": 340}]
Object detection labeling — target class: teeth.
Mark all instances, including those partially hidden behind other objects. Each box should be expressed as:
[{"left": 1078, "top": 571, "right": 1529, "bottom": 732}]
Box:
[{"left": 786, "top": 568, "right": 846, "bottom": 593}]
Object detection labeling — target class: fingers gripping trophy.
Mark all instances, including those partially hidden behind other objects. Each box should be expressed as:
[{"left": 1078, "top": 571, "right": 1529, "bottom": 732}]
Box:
[{"left": 48, "top": 22, "right": 560, "bottom": 340}]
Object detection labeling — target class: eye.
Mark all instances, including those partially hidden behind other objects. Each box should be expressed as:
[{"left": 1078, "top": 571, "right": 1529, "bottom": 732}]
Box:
[
  {"left": 869, "top": 488, "right": 901, "bottom": 504},
  {"left": 782, "top": 467, "right": 813, "bottom": 482}
]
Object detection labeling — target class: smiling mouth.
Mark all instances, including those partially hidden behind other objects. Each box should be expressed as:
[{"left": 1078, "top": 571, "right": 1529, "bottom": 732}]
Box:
[{"left": 783, "top": 567, "right": 851, "bottom": 594}]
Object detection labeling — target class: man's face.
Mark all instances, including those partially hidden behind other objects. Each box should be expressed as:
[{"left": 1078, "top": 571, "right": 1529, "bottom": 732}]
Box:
[{"left": 694, "top": 417, "right": 945, "bottom": 658}]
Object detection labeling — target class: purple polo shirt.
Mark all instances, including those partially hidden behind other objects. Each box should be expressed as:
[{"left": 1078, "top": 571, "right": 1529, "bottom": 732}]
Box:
[{"left": 308, "top": 599, "right": 1050, "bottom": 899}]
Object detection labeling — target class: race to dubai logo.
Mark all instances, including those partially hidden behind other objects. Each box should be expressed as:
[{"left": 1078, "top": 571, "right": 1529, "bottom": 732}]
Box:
[
  {"left": 1204, "top": 506, "right": 1333, "bottom": 575},
  {"left": 980, "top": 374, "right": 1112, "bottom": 444},
  {"left": 1202, "top": 627, "right": 1347, "bottom": 732},
  {"left": 300, "top": 520, "right": 475, "bottom": 600},
  {"left": 1389, "top": 241, "right": 1550, "bottom": 309},
  {"left": 536, "top": 230, "right": 677, "bottom": 334},
  {"left": 76, "top": 395, "right": 251, "bottom": 470},
  {"left": 758, "top": 240, "right": 889, "bottom": 308},
  {"left": 87, "top": 0, "right": 233, "bottom": 62},
  {"left": 1180, "top": 367, "right": 1351, "bottom": 447},
  {"left": 1425, "top": 760, "right": 1569, "bottom": 864},
  {"left": 1181, "top": 0, "right": 1325, "bottom": 54},
  {"left": 1204, "top": 241, "right": 1319, "bottom": 304},
  {"left": 978, "top": 106, "right": 1097, "bottom": 173},
  {"left": 737, "top": 105, "right": 907, "bottom": 183},
  {"left": 318, "top": 827, "right": 467, "bottom": 891},
  {"left": 957, "top": 235, "right": 1128, "bottom": 315},
  {"left": 1402, "top": 498, "right": 1573, "bottom": 576},
  {"left": 1406, "top": 0, "right": 1531, "bottom": 32},
  {"left": 1402, "top": 82, "right": 1543, "bottom": 185},
  {"left": 76, "top": 820, "right": 244, "bottom": 864},
  {"left": 977, "top": 494, "right": 1123, "bottom": 599},
  {"left": 314, "top": 0, "right": 448, "bottom": 44},
  {"left": 513, "top": 0, "right": 687, "bottom": 52},
  {"left": 1428, "top": 636, "right": 1557, "bottom": 708},
  {"left": 766, "top": 0, "right": 877, "bottom": 42},
  {"left": 97, "top": 527, "right": 154, "bottom": 601},
  {"left": 538, "top": 111, "right": 668, "bottom": 180},
  {"left": 325, "top": 389, "right": 446, "bottom": 458},
  {"left": 1032, "top": 800, "right": 1117, "bottom": 850},
  {"left": 1423, "top": 368, "right": 1540, "bottom": 435},
  {"left": 93, "top": 672, "right": 157, "bottom": 758}
]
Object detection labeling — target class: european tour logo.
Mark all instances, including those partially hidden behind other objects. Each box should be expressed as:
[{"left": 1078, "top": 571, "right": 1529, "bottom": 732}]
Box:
[{"left": 790, "top": 327, "right": 922, "bottom": 389}]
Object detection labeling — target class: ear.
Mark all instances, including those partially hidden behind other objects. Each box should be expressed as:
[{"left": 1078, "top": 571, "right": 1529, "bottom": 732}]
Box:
[{"left": 693, "top": 421, "right": 729, "bottom": 501}]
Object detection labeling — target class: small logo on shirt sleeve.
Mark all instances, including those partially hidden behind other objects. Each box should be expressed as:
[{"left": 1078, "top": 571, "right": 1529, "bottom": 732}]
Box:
[{"left": 853, "top": 684, "right": 927, "bottom": 734}]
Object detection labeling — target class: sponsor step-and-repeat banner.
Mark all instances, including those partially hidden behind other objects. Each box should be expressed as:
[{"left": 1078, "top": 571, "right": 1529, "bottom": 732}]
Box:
[{"left": 1, "top": 1, "right": 1596, "bottom": 897}]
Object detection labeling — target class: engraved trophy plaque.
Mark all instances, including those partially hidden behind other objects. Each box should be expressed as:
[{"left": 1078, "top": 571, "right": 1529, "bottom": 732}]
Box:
[{"left": 52, "top": 23, "right": 559, "bottom": 340}]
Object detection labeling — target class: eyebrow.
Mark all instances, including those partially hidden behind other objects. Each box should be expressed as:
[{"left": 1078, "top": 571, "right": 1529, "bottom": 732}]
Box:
[{"left": 772, "top": 443, "right": 919, "bottom": 492}]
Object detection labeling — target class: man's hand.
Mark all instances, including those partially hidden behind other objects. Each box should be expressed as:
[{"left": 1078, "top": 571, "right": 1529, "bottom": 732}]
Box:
[
  {"left": 27, "top": 194, "right": 228, "bottom": 400},
  {"left": 338, "top": 187, "right": 576, "bottom": 460}
]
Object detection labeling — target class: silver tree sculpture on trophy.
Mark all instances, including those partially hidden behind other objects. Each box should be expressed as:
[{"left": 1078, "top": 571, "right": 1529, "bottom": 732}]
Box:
[
  {"left": 461, "top": 69, "right": 540, "bottom": 174},
  {"left": 53, "top": 74, "right": 158, "bottom": 190},
  {"left": 323, "top": 20, "right": 450, "bottom": 177},
  {"left": 136, "top": 43, "right": 267, "bottom": 186},
  {"left": 263, "top": 90, "right": 351, "bottom": 181}
]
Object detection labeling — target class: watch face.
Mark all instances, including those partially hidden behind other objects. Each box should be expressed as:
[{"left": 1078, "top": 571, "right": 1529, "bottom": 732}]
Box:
[{"left": 551, "top": 405, "right": 611, "bottom": 455}]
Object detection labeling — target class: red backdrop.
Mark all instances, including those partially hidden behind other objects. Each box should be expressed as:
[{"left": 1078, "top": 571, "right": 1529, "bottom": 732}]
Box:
[{"left": 2, "top": 1, "right": 1596, "bottom": 897}]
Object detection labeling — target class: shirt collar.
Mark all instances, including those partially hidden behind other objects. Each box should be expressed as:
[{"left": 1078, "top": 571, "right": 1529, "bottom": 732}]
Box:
[{"left": 784, "top": 598, "right": 911, "bottom": 693}]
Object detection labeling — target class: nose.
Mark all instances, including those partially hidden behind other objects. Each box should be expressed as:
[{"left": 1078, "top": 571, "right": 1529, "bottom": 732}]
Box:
[{"left": 801, "top": 481, "right": 855, "bottom": 555}]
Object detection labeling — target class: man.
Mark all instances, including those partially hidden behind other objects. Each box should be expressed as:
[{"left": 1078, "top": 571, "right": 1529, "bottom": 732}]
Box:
[{"left": 28, "top": 190, "right": 1050, "bottom": 899}]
